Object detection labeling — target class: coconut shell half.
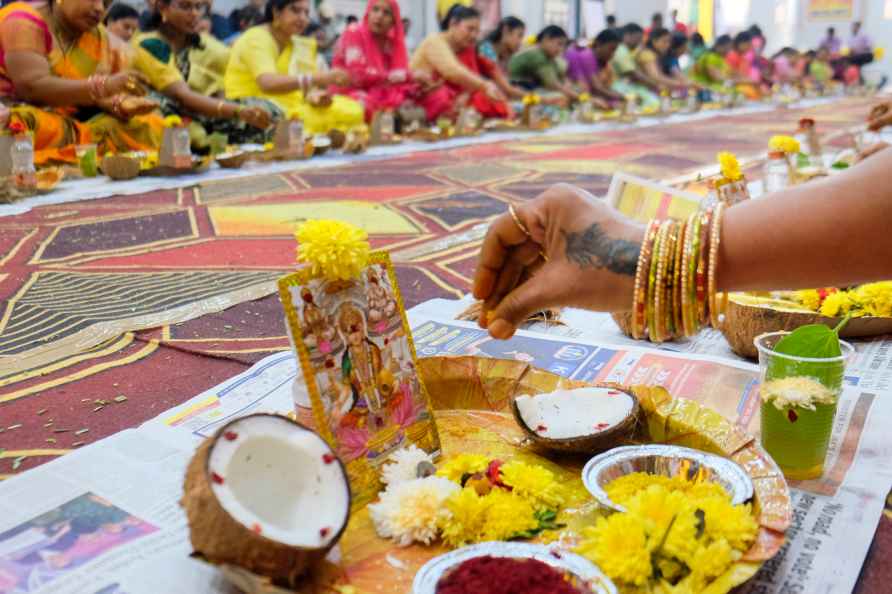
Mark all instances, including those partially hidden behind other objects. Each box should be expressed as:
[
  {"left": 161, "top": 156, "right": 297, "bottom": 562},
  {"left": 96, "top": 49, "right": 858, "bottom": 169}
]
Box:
[
  {"left": 181, "top": 414, "right": 351, "bottom": 589},
  {"left": 512, "top": 386, "right": 641, "bottom": 454},
  {"left": 721, "top": 293, "right": 892, "bottom": 359}
]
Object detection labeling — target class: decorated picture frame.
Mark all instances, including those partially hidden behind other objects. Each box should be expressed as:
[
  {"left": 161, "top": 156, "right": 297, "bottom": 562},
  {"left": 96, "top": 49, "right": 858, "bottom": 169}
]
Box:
[
  {"left": 606, "top": 172, "right": 704, "bottom": 224},
  {"left": 279, "top": 252, "right": 441, "bottom": 508}
]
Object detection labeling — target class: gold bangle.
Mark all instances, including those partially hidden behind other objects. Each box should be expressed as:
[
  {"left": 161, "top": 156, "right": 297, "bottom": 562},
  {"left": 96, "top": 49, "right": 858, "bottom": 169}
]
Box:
[
  {"left": 632, "top": 220, "right": 659, "bottom": 340},
  {"left": 508, "top": 204, "right": 531, "bottom": 238},
  {"left": 651, "top": 221, "right": 672, "bottom": 343},
  {"left": 708, "top": 202, "right": 726, "bottom": 328}
]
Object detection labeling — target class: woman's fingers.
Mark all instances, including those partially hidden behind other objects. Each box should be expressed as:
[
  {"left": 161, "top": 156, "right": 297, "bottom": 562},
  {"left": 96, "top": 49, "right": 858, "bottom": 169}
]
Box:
[
  {"left": 483, "top": 240, "right": 543, "bottom": 313},
  {"left": 473, "top": 208, "right": 537, "bottom": 301},
  {"left": 488, "top": 266, "right": 563, "bottom": 339}
]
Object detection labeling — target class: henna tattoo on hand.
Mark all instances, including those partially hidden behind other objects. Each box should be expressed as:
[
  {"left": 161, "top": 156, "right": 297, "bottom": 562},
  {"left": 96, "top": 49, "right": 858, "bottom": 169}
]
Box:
[{"left": 563, "top": 223, "right": 641, "bottom": 276}]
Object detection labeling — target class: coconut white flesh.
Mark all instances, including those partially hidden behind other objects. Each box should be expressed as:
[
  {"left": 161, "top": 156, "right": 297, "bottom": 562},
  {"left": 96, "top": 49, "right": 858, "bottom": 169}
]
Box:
[
  {"left": 515, "top": 388, "right": 634, "bottom": 439},
  {"left": 208, "top": 416, "right": 349, "bottom": 549}
]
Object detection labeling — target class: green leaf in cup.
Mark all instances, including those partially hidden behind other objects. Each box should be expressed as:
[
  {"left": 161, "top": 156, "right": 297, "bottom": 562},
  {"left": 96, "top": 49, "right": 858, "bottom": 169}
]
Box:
[{"left": 766, "top": 317, "right": 851, "bottom": 389}]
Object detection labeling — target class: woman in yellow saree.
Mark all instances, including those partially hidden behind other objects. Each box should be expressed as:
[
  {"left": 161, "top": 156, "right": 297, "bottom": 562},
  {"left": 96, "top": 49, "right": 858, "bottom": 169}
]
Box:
[
  {"left": 224, "top": 0, "right": 364, "bottom": 136},
  {"left": 0, "top": 0, "right": 163, "bottom": 164}
]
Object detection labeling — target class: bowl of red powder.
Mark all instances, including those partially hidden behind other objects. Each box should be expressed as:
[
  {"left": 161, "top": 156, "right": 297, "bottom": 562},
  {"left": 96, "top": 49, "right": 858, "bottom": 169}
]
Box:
[{"left": 412, "top": 543, "right": 616, "bottom": 594}]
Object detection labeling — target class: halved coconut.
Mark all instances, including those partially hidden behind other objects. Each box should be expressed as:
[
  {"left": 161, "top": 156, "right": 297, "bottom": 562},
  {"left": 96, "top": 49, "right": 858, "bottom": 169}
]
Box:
[
  {"left": 722, "top": 292, "right": 892, "bottom": 359},
  {"left": 181, "top": 414, "right": 351, "bottom": 588},
  {"left": 512, "top": 387, "right": 640, "bottom": 454}
]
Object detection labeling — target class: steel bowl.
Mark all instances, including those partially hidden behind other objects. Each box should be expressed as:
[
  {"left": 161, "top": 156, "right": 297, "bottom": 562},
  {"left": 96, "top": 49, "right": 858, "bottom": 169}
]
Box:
[
  {"left": 582, "top": 444, "right": 754, "bottom": 513},
  {"left": 412, "top": 542, "right": 617, "bottom": 594}
]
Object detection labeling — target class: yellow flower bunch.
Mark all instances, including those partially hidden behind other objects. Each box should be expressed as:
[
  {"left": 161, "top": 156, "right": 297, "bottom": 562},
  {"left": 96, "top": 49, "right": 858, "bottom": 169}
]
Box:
[
  {"left": 163, "top": 115, "right": 183, "bottom": 128},
  {"left": 438, "top": 486, "right": 540, "bottom": 547},
  {"left": 875, "top": 47, "right": 885, "bottom": 61},
  {"left": 431, "top": 455, "right": 566, "bottom": 548},
  {"left": 578, "top": 92, "right": 592, "bottom": 103},
  {"left": 499, "top": 460, "right": 565, "bottom": 510},
  {"left": 577, "top": 478, "right": 758, "bottom": 593},
  {"left": 435, "top": 454, "right": 489, "bottom": 483},
  {"left": 295, "top": 219, "right": 370, "bottom": 281},
  {"left": 717, "top": 151, "right": 743, "bottom": 181},
  {"left": 605, "top": 471, "right": 728, "bottom": 506},
  {"left": 522, "top": 94, "right": 541, "bottom": 106},
  {"left": 794, "top": 282, "right": 892, "bottom": 318},
  {"left": 769, "top": 135, "right": 801, "bottom": 154}
]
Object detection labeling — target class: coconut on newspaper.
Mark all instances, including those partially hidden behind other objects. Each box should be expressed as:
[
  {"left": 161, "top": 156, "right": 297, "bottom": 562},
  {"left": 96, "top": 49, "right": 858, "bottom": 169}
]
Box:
[{"left": 181, "top": 414, "right": 351, "bottom": 588}]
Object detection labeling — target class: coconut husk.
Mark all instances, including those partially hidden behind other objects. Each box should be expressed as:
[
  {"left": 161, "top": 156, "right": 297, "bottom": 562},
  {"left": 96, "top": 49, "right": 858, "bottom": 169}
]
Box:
[
  {"left": 721, "top": 293, "right": 892, "bottom": 359},
  {"left": 511, "top": 387, "right": 641, "bottom": 455},
  {"left": 215, "top": 151, "right": 252, "bottom": 169},
  {"left": 181, "top": 415, "right": 348, "bottom": 589},
  {"left": 101, "top": 155, "right": 141, "bottom": 180}
]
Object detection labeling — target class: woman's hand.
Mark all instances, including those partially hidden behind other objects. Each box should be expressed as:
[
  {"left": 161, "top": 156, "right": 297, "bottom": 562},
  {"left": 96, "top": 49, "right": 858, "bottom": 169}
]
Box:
[
  {"left": 482, "top": 80, "right": 504, "bottom": 102},
  {"left": 388, "top": 69, "right": 408, "bottom": 84},
  {"left": 868, "top": 101, "right": 890, "bottom": 121},
  {"left": 320, "top": 69, "right": 351, "bottom": 87},
  {"left": 592, "top": 96, "right": 611, "bottom": 110},
  {"left": 473, "top": 184, "right": 645, "bottom": 339},
  {"left": 238, "top": 105, "right": 272, "bottom": 129},
  {"left": 102, "top": 94, "right": 158, "bottom": 119},
  {"left": 867, "top": 102, "right": 892, "bottom": 131},
  {"left": 106, "top": 72, "right": 148, "bottom": 97}
]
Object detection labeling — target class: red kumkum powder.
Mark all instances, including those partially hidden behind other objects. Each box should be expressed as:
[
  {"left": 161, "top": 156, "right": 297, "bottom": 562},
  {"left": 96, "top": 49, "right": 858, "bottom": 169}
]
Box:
[{"left": 435, "top": 556, "right": 587, "bottom": 594}]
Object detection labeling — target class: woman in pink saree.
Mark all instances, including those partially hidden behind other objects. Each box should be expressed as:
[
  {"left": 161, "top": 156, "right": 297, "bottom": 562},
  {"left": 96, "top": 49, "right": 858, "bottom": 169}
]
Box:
[{"left": 332, "top": 0, "right": 425, "bottom": 121}]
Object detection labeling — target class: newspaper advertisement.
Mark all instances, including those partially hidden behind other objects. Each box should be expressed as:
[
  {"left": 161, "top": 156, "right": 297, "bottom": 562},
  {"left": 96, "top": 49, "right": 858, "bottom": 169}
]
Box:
[{"left": 0, "top": 302, "right": 889, "bottom": 594}]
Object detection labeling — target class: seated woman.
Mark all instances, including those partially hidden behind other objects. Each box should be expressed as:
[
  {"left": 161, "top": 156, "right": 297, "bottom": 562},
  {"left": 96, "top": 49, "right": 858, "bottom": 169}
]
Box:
[
  {"left": 410, "top": 5, "right": 511, "bottom": 121},
  {"left": 565, "top": 29, "right": 626, "bottom": 107},
  {"left": 479, "top": 16, "right": 525, "bottom": 75},
  {"left": 635, "top": 27, "right": 689, "bottom": 98},
  {"left": 0, "top": 0, "right": 163, "bottom": 165},
  {"left": 610, "top": 23, "right": 659, "bottom": 110},
  {"left": 224, "top": 0, "right": 363, "bottom": 136},
  {"left": 771, "top": 47, "right": 801, "bottom": 87},
  {"left": 691, "top": 34, "right": 734, "bottom": 100},
  {"left": 660, "top": 32, "right": 698, "bottom": 92},
  {"left": 132, "top": 0, "right": 273, "bottom": 147},
  {"left": 331, "top": 0, "right": 429, "bottom": 122},
  {"left": 724, "top": 31, "right": 761, "bottom": 99},
  {"left": 509, "top": 25, "right": 585, "bottom": 107},
  {"left": 809, "top": 47, "right": 834, "bottom": 88}
]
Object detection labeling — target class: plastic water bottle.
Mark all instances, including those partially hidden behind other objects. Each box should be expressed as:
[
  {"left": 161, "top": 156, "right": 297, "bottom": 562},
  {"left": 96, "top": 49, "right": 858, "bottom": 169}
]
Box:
[
  {"left": 11, "top": 134, "right": 36, "bottom": 189},
  {"left": 763, "top": 151, "right": 789, "bottom": 195}
]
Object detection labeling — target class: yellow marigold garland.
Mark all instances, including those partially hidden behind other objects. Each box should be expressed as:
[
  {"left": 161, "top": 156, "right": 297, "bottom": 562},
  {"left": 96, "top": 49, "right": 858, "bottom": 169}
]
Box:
[{"left": 295, "top": 219, "right": 370, "bottom": 281}]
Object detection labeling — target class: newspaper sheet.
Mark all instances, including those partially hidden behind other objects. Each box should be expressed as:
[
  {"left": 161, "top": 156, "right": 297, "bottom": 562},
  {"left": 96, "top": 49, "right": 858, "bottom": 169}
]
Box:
[{"left": 0, "top": 301, "right": 889, "bottom": 594}]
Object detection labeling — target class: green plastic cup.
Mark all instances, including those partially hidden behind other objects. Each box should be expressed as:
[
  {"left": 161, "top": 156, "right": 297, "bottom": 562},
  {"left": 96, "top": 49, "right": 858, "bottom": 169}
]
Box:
[{"left": 756, "top": 332, "right": 854, "bottom": 480}]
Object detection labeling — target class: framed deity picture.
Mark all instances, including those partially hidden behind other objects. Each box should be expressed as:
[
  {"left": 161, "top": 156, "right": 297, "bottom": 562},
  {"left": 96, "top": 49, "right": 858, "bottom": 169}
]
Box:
[
  {"left": 279, "top": 252, "right": 441, "bottom": 507},
  {"left": 606, "top": 172, "right": 704, "bottom": 223}
]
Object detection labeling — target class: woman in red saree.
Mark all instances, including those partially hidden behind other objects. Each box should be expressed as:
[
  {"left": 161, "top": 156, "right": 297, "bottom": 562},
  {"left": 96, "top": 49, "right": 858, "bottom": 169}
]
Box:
[
  {"left": 410, "top": 5, "right": 510, "bottom": 121},
  {"left": 332, "top": 0, "right": 426, "bottom": 121}
]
